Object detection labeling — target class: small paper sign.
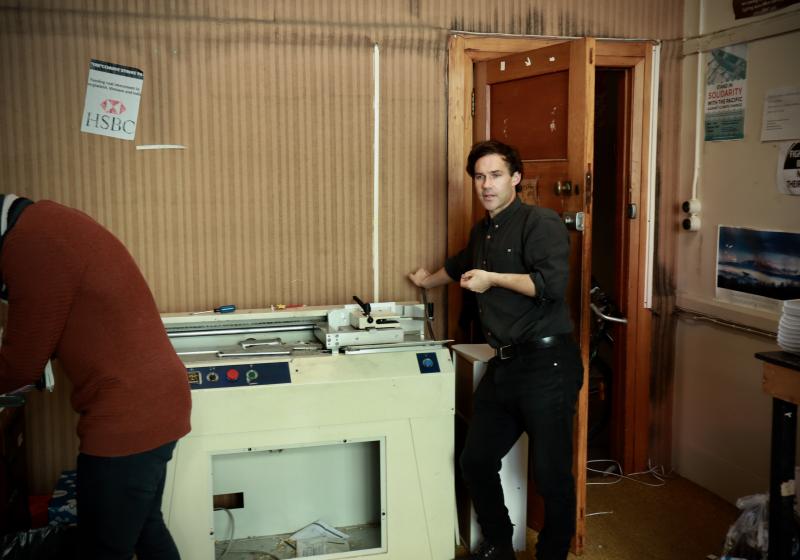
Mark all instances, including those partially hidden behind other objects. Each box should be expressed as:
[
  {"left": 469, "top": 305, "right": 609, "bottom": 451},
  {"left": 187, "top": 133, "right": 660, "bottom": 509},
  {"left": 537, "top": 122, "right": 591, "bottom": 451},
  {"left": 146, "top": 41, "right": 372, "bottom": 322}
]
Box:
[{"left": 80, "top": 59, "right": 143, "bottom": 141}]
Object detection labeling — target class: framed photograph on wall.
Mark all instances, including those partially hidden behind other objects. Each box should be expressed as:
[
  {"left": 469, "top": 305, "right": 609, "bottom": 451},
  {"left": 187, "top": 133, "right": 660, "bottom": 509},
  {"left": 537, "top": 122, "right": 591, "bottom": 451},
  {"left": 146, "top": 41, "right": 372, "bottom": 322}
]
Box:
[{"left": 716, "top": 225, "right": 800, "bottom": 312}]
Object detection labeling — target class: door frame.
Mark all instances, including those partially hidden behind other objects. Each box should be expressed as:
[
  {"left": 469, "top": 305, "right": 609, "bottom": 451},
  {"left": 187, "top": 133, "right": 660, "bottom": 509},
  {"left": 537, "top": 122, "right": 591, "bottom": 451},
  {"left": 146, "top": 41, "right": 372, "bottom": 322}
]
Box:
[{"left": 447, "top": 33, "right": 656, "bottom": 551}]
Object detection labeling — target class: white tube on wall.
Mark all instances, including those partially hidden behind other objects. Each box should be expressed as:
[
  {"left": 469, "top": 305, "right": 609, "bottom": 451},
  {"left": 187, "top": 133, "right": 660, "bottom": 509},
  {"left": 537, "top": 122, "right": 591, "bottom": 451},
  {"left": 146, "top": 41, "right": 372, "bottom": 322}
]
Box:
[
  {"left": 691, "top": 0, "right": 706, "bottom": 203},
  {"left": 644, "top": 42, "right": 661, "bottom": 309},
  {"left": 372, "top": 43, "right": 381, "bottom": 301}
]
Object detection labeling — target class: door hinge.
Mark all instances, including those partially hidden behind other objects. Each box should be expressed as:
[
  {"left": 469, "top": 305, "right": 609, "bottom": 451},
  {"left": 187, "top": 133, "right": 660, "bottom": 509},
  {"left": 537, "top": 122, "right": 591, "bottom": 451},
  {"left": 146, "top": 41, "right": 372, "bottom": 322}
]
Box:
[
  {"left": 589, "top": 47, "right": 593, "bottom": 65},
  {"left": 471, "top": 89, "right": 475, "bottom": 117}
]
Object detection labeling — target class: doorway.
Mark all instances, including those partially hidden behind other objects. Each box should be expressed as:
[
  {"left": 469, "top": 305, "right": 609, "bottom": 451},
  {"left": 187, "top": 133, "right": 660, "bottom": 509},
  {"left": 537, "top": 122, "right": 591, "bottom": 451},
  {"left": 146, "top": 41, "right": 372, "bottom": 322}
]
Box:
[
  {"left": 446, "top": 35, "right": 656, "bottom": 553},
  {"left": 589, "top": 67, "right": 629, "bottom": 464}
]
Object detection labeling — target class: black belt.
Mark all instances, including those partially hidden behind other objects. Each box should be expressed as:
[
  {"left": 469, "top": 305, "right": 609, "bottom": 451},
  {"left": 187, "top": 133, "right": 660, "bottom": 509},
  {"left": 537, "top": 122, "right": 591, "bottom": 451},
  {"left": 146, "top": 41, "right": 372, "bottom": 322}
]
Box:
[{"left": 496, "top": 334, "right": 572, "bottom": 360}]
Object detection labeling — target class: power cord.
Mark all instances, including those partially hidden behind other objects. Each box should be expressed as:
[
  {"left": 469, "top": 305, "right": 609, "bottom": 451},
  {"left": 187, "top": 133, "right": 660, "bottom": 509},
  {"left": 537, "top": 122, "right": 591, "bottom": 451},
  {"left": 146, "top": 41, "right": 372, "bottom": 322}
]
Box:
[
  {"left": 586, "top": 510, "right": 615, "bottom": 517},
  {"left": 587, "top": 458, "right": 668, "bottom": 488},
  {"left": 645, "top": 458, "right": 675, "bottom": 480},
  {"left": 213, "top": 508, "right": 282, "bottom": 560},
  {"left": 214, "top": 507, "right": 235, "bottom": 559},
  {"left": 585, "top": 459, "right": 669, "bottom": 518}
]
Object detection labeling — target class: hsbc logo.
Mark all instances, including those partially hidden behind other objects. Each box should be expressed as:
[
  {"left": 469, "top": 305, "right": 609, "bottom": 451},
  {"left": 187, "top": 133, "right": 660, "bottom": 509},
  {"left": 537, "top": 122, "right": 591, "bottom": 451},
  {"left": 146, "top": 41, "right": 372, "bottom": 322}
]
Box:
[
  {"left": 84, "top": 109, "right": 136, "bottom": 135},
  {"left": 100, "top": 99, "right": 126, "bottom": 115}
]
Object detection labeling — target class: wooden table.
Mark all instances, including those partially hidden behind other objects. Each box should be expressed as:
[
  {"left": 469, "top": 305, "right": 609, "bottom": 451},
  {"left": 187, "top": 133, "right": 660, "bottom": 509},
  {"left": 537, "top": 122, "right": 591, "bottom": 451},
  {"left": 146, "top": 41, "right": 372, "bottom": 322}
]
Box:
[{"left": 755, "top": 350, "right": 800, "bottom": 560}]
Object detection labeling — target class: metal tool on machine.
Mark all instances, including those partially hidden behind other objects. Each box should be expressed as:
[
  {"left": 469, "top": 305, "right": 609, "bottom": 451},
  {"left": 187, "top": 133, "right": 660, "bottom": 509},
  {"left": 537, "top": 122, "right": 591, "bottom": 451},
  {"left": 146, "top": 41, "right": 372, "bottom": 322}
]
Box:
[{"left": 191, "top": 304, "right": 237, "bottom": 315}]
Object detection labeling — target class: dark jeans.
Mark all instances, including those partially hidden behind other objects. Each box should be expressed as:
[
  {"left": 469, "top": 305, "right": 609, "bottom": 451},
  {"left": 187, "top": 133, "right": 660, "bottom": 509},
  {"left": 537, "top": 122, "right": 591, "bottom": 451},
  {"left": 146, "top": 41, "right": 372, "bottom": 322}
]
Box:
[
  {"left": 77, "top": 441, "right": 180, "bottom": 560},
  {"left": 460, "top": 340, "right": 583, "bottom": 560}
]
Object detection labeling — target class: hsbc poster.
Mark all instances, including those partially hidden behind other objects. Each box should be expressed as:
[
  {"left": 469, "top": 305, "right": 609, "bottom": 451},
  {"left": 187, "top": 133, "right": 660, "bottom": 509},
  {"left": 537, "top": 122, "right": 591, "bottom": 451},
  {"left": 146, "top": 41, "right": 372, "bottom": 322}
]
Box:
[{"left": 80, "top": 59, "right": 143, "bottom": 141}]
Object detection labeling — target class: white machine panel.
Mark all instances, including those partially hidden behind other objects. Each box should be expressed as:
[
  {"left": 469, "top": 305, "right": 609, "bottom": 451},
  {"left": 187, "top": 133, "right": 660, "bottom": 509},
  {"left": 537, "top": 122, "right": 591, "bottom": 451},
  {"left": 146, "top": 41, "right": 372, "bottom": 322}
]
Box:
[{"left": 453, "top": 344, "right": 528, "bottom": 554}]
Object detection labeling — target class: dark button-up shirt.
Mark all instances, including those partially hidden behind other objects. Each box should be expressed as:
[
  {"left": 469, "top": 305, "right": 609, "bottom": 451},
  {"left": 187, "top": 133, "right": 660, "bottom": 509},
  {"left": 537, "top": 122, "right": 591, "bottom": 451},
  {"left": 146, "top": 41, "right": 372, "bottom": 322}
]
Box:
[{"left": 444, "top": 197, "right": 573, "bottom": 348}]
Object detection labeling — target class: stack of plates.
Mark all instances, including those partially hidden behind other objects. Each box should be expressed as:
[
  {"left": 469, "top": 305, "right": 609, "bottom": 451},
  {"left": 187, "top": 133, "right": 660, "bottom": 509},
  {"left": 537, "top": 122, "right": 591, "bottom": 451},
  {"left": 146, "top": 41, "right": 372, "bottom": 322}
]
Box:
[{"left": 778, "top": 299, "right": 800, "bottom": 354}]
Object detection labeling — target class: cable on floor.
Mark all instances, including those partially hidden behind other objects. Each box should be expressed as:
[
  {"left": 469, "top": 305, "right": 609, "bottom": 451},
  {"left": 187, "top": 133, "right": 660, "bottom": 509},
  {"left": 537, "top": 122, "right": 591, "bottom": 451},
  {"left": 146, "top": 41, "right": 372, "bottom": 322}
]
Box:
[
  {"left": 586, "top": 459, "right": 667, "bottom": 487},
  {"left": 584, "top": 459, "right": 669, "bottom": 517},
  {"left": 586, "top": 510, "right": 615, "bottom": 517}
]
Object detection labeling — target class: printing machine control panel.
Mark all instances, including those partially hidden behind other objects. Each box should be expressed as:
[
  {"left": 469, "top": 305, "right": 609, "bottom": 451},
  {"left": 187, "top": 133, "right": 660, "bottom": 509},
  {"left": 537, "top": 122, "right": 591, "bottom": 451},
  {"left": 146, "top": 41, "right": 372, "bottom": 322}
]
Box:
[
  {"left": 163, "top": 301, "right": 450, "bottom": 391},
  {"left": 184, "top": 352, "right": 441, "bottom": 390},
  {"left": 186, "top": 362, "right": 291, "bottom": 390}
]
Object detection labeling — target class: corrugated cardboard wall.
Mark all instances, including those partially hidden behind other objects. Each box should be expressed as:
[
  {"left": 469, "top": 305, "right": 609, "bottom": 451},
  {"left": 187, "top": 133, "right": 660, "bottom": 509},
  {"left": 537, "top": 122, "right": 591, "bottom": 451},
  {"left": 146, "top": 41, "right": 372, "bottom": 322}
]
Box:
[{"left": 0, "top": 0, "right": 682, "bottom": 493}]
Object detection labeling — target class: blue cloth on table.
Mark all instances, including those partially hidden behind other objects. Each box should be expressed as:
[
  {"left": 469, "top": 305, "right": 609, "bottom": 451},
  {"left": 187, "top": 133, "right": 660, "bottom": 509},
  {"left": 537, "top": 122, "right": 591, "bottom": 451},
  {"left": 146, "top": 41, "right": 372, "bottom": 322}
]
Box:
[{"left": 48, "top": 470, "right": 77, "bottom": 525}]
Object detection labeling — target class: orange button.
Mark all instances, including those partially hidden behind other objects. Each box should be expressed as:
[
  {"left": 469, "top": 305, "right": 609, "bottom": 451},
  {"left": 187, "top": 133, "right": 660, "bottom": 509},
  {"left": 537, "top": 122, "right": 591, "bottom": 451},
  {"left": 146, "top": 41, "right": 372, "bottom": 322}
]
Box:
[{"left": 226, "top": 368, "right": 240, "bottom": 381}]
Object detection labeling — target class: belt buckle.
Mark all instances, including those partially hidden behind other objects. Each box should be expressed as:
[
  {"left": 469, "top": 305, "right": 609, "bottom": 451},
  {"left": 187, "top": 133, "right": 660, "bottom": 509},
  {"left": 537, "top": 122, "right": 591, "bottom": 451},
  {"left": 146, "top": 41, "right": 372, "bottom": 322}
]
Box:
[{"left": 498, "top": 344, "right": 513, "bottom": 360}]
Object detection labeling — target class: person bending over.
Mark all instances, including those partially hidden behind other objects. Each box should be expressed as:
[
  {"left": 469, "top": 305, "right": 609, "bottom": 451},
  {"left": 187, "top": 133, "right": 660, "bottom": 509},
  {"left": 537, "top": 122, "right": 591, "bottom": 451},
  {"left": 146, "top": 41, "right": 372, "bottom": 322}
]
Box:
[{"left": 0, "top": 194, "right": 191, "bottom": 560}]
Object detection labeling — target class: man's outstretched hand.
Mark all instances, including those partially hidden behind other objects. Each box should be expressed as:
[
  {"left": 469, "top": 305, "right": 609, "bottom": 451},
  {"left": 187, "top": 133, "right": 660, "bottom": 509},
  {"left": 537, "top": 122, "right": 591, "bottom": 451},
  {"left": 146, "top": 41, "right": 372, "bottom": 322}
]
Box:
[{"left": 408, "top": 268, "right": 431, "bottom": 288}]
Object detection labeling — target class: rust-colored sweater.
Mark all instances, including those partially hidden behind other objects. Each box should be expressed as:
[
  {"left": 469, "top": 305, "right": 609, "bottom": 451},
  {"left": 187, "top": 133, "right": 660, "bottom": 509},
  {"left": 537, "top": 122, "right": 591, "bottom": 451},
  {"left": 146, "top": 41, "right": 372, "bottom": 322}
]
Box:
[{"left": 0, "top": 201, "right": 191, "bottom": 457}]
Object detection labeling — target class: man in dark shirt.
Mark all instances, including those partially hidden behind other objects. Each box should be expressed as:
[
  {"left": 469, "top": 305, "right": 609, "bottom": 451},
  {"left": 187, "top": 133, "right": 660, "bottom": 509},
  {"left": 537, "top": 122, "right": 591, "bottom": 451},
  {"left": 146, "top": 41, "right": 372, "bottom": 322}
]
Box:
[{"left": 408, "top": 140, "right": 582, "bottom": 560}]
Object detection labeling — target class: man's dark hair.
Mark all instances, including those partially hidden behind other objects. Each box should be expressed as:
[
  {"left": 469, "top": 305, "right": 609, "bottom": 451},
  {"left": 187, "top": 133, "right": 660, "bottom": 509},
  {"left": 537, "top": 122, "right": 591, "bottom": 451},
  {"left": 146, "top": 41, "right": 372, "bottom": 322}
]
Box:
[{"left": 466, "top": 140, "right": 524, "bottom": 192}]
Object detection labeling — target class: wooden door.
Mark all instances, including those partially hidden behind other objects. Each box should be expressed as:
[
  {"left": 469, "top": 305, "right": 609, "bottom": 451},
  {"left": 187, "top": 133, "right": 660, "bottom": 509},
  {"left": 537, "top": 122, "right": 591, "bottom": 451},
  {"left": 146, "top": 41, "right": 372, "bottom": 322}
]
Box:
[{"left": 474, "top": 38, "right": 595, "bottom": 552}]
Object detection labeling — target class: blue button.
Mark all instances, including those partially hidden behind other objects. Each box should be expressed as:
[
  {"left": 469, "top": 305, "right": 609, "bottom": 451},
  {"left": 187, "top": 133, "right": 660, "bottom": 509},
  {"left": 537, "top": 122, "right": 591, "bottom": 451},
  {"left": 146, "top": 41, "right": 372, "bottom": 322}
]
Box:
[{"left": 416, "top": 352, "right": 440, "bottom": 374}]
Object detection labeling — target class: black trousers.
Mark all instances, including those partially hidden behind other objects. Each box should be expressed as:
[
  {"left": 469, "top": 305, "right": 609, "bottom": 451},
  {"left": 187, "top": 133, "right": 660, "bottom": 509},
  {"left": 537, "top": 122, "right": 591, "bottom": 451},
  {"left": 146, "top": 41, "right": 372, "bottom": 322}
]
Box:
[
  {"left": 460, "top": 339, "right": 583, "bottom": 560},
  {"left": 76, "top": 441, "right": 180, "bottom": 560}
]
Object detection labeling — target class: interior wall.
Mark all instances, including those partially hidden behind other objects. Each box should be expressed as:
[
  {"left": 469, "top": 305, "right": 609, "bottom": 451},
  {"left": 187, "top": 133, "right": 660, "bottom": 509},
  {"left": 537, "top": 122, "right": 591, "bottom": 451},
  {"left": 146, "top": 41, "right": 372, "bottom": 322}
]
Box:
[
  {"left": 0, "top": 0, "right": 684, "bottom": 494},
  {"left": 673, "top": 1, "right": 800, "bottom": 503}
]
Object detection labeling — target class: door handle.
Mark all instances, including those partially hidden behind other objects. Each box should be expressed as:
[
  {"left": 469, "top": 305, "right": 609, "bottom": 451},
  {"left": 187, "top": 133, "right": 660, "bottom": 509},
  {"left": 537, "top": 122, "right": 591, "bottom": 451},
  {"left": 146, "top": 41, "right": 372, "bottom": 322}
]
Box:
[
  {"left": 555, "top": 180, "right": 572, "bottom": 196},
  {"left": 562, "top": 212, "right": 585, "bottom": 231},
  {"left": 590, "top": 303, "right": 628, "bottom": 324}
]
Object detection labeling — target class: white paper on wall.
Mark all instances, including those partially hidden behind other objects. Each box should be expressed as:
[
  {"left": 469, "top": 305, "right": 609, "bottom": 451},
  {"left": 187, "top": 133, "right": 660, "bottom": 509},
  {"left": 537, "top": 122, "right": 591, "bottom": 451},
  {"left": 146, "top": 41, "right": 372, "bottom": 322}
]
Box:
[
  {"left": 80, "top": 59, "right": 143, "bottom": 141},
  {"left": 761, "top": 86, "right": 800, "bottom": 142}
]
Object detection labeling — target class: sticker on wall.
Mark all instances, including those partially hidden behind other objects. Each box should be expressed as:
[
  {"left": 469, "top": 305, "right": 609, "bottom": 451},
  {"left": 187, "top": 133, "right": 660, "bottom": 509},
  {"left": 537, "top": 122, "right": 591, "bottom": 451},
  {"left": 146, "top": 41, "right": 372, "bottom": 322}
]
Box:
[
  {"left": 80, "top": 59, "right": 143, "bottom": 141},
  {"left": 733, "top": 0, "right": 800, "bottom": 19},
  {"left": 716, "top": 225, "right": 800, "bottom": 312},
  {"left": 777, "top": 141, "right": 800, "bottom": 195},
  {"left": 761, "top": 86, "right": 800, "bottom": 142},
  {"left": 704, "top": 45, "right": 747, "bottom": 142}
]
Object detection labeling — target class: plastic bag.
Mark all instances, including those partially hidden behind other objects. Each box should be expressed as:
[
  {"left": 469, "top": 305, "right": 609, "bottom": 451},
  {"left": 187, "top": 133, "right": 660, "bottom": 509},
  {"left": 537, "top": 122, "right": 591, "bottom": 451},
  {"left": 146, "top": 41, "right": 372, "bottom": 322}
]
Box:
[
  {"left": 0, "top": 524, "right": 77, "bottom": 560},
  {"left": 721, "top": 493, "right": 768, "bottom": 560}
]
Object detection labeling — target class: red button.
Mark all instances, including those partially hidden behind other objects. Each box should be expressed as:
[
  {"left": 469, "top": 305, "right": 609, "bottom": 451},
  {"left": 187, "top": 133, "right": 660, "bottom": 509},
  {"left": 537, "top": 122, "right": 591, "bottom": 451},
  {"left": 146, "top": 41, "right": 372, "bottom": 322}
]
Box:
[{"left": 226, "top": 369, "right": 240, "bottom": 381}]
